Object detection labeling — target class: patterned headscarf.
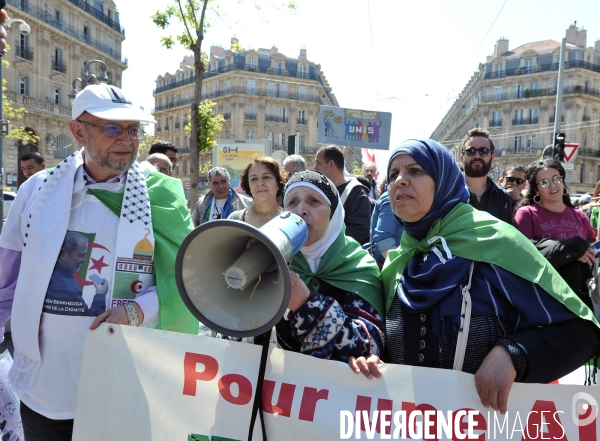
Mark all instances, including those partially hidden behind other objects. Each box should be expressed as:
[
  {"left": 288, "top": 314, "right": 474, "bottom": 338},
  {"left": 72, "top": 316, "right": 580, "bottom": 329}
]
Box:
[
  {"left": 283, "top": 170, "right": 338, "bottom": 219},
  {"left": 387, "top": 139, "right": 469, "bottom": 240}
]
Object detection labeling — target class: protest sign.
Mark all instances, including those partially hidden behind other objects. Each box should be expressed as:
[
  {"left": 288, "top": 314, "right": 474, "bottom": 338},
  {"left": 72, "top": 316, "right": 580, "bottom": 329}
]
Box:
[{"left": 74, "top": 324, "right": 599, "bottom": 440}]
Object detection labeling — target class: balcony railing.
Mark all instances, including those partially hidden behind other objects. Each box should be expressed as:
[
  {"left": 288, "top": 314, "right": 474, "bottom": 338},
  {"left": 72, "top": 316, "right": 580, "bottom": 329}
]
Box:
[
  {"left": 6, "top": 89, "right": 71, "bottom": 115},
  {"left": 156, "top": 127, "right": 162, "bottom": 132},
  {"left": 499, "top": 148, "right": 539, "bottom": 156},
  {"left": 8, "top": 0, "right": 128, "bottom": 65},
  {"left": 154, "top": 75, "right": 196, "bottom": 94},
  {"left": 297, "top": 118, "right": 307, "bottom": 125},
  {"left": 511, "top": 116, "right": 538, "bottom": 125},
  {"left": 267, "top": 67, "right": 289, "bottom": 76},
  {"left": 175, "top": 121, "right": 180, "bottom": 129},
  {"left": 299, "top": 145, "right": 318, "bottom": 154},
  {"left": 16, "top": 44, "right": 33, "bottom": 61},
  {"left": 579, "top": 148, "right": 600, "bottom": 157},
  {"left": 52, "top": 58, "right": 67, "bottom": 74},
  {"left": 489, "top": 119, "right": 502, "bottom": 127},
  {"left": 549, "top": 115, "right": 564, "bottom": 123},
  {"left": 484, "top": 60, "right": 600, "bottom": 80},
  {"left": 481, "top": 86, "right": 600, "bottom": 104},
  {"left": 223, "top": 112, "right": 230, "bottom": 120},
  {"left": 245, "top": 113, "right": 257, "bottom": 120},
  {"left": 583, "top": 115, "right": 591, "bottom": 122},
  {"left": 265, "top": 115, "right": 288, "bottom": 123},
  {"left": 67, "top": 0, "right": 125, "bottom": 34}
]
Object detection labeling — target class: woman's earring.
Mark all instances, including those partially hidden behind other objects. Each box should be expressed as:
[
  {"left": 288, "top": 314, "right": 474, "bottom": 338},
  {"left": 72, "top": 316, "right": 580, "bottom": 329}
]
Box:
[
  {"left": 533, "top": 194, "right": 542, "bottom": 204},
  {"left": 563, "top": 188, "right": 568, "bottom": 196}
]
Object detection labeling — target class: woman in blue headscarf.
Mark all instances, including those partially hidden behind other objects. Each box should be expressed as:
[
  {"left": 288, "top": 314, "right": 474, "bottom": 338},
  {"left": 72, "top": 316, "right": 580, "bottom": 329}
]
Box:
[{"left": 349, "top": 139, "right": 600, "bottom": 413}]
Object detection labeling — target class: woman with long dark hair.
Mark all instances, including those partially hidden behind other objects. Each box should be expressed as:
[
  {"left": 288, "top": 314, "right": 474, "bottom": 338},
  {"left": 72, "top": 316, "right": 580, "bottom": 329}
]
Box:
[{"left": 515, "top": 159, "right": 597, "bottom": 308}]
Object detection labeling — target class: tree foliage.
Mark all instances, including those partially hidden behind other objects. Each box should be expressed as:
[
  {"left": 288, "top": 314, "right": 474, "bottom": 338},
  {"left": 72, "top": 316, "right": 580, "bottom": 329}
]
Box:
[
  {"left": 3, "top": 57, "right": 39, "bottom": 144},
  {"left": 185, "top": 100, "right": 224, "bottom": 154},
  {"left": 138, "top": 133, "right": 163, "bottom": 156},
  {"left": 151, "top": 0, "right": 297, "bottom": 208}
]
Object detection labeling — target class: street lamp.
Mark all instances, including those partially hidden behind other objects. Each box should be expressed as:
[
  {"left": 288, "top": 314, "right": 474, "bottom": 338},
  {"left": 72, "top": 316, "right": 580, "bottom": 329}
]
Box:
[
  {"left": 67, "top": 60, "right": 109, "bottom": 104},
  {"left": 0, "top": 16, "right": 31, "bottom": 233}
]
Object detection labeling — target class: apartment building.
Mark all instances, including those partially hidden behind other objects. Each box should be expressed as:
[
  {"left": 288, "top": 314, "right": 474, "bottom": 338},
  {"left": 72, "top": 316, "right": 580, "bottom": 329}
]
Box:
[
  {"left": 152, "top": 38, "right": 338, "bottom": 186},
  {"left": 430, "top": 24, "right": 600, "bottom": 193},
  {"left": 4, "top": 0, "right": 127, "bottom": 188}
]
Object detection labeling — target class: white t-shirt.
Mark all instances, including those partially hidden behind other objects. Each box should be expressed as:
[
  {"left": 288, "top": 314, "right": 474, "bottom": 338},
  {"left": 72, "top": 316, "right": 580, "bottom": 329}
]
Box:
[
  {"left": 208, "top": 197, "right": 228, "bottom": 220},
  {"left": 18, "top": 168, "right": 158, "bottom": 419}
]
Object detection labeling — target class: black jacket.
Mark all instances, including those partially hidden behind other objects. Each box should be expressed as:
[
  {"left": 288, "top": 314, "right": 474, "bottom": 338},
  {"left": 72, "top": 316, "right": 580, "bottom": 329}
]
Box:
[
  {"left": 469, "top": 177, "right": 513, "bottom": 225},
  {"left": 337, "top": 180, "right": 371, "bottom": 245}
]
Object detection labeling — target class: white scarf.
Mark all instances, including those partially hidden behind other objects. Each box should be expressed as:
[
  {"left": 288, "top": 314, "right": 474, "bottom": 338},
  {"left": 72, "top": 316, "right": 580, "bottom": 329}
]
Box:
[
  {"left": 9, "top": 149, "right": 155, "bottom": 392},
  {"left": 299, "top": 202, "right": 345, "bottom": 273}
]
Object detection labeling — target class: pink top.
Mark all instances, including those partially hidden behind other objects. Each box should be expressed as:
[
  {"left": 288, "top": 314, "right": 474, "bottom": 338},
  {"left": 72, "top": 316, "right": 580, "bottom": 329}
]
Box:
[{"left": 515, "top": 204, "right": 596, "bottom": 242}]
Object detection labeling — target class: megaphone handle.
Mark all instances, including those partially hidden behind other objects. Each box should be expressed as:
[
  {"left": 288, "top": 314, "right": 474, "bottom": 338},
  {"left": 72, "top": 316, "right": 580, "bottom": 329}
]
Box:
[{"left": 248, "top": 328, "right": 271, "bottom": 441}]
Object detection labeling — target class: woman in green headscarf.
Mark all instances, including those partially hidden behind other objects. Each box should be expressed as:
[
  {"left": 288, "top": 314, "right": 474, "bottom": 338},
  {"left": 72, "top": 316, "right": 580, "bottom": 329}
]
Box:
[
  {"left": 350, "top": 139, "right": 600, "bottom": 413},
  {"left": 275, "top": 170, "right": 385, "bottom": 362}
]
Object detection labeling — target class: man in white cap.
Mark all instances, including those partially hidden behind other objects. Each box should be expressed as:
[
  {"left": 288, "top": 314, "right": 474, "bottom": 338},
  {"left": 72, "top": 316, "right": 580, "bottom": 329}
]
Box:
[{"left": 0, "top": 85, "right": 198, "bottom": 438}]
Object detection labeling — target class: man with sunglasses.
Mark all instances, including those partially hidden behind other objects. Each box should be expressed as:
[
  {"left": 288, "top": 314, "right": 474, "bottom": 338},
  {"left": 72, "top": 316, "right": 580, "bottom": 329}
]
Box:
[
  {"left": 499, "top": 165, "right": 528, "bottom": 204},
  {"left": 460, "top": 128, "right": 513, "bottom": 224},
  {"left": 0, "top": 85, "right": 198, "bottom": 439}
]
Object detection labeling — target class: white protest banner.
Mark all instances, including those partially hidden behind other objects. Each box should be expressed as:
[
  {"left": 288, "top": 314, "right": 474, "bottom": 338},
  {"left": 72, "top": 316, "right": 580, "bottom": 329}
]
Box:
[{"left": 73, "top": 324, "right": 600, "bottom": 440}]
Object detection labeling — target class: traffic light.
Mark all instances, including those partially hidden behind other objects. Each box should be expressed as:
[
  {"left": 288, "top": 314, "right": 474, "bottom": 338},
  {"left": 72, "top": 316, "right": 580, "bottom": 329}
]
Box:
[
  {"left": 553, "top": 132, "right": 565, "bottom": 162},
  {"left": 287, "top": 135, "right": 296, "bottom": 155}
]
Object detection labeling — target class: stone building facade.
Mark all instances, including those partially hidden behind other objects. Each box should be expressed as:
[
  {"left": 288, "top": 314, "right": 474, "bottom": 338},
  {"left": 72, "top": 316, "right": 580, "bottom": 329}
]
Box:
[
  {"left": 430, "top": 24, "right": 600, "bottom": 193},
  {"left": 152, "top": 38, "right": 338, "bottom": 189},
  {"left": 3, "top": 0, "right": 127, "bottom": 189}
]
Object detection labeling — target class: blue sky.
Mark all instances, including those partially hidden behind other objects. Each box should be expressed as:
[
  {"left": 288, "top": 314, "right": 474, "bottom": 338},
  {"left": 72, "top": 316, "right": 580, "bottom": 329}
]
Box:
[{"left": 118, "top": 0, "right": 600, "bottom": 166}]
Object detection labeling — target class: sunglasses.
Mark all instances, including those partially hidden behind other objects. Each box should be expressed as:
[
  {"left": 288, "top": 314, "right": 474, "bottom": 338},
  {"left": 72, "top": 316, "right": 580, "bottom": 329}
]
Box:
[
  {"left": 77, "top": 120, "right": 144, "bottom": 140},
  {"left": 463, "top": 147, "right": 491, "bottom": 157},
  {"left": 504, "top": 176, "right": 525, "bottom": 185},
  {"left": 537, "top": 175, "right": 564, "bottom": 189}
]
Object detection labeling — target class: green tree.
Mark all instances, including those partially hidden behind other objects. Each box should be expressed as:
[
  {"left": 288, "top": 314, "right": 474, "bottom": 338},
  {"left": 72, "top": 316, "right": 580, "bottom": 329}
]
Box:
[
  {"left": 185, "top": 99, "right": 224, "bottom": 158},
  {"left": 3, "top": 57, "right": 39, "bottom": 144},
  {"left": 138, "top": 133, "right": 163, "bottom": 156},
  {"left": 152, "top": 0, "right": 296, "bottom": 207}
]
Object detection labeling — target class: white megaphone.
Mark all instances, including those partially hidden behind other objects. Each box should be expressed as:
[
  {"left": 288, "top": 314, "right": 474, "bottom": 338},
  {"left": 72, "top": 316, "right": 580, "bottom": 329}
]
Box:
[{"left": 175, "top": 211, "right": 309, "bottom": 338}]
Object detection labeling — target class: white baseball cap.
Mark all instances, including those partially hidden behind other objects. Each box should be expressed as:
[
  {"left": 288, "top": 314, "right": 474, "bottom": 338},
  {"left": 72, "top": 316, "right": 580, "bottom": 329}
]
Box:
[{"left": 72, "top": 84, "right": 156, "bottom": 123}]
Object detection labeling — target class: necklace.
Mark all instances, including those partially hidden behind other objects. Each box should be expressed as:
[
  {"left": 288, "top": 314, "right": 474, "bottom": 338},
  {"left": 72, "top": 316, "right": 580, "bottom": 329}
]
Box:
[{"left": 212, "top": 201, "right": 223, "bottom": 219}]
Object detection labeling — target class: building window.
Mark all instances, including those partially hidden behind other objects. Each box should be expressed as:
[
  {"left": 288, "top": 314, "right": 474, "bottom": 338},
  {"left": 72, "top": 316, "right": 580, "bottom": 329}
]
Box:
[
  {"left": 299, "top": 133, "right": 305, "bottom": 149},
  {"left": 268, "top": 82, "right": 276, "bottom": 97},
  {"left": 580, "top": 163, "right": 587, "bottom": 184},
  {"left": 54, "top": 88, "right": 62, "bottom": 105},
  {"left": 491, "top": 111, "right": 501, "bottom": 127},
  {"left": 211, "top": 83, "right": 217, "bottom": 96},
  {"left": 280, "top": 107, "right": 287, "bottom": 122},
  {"left": 493, "top": 86, "right": 502, "bottom": 101},
  {"left": 183, "top": 159, "right": 188, "bottom": 176},
  {"left": 83, "top": 26, "right": 90, "bottom": 42},
  {"left": 526, "top": 135, "right": 536, "bottom": 149},
  {"left": 267, "top": 131, "right": 275, "bottom": 146},
  {"left": 54, "top": 135, "right": 71, "bottom": 158},
  {"left": 279, "top": 83, "right": 287, "bottom": 99},
  {"left": 525, "top": 59, "right": 533, "bottom": 73},
  {"left": 247, "top": 79, "right": 255, "bottom": 95},
  {"left": 514, "top": 109, "right": 522, "bottom": 125},
  {"left": 298, "top": 110, "right": 306, "bottom": 124},
  {"left": 224, "top": 130, "right": 230, "bottom": 139},
  {"left": 201, "top": 86, "right": 206, "bottom": 97},
  {"left": 298, "top": 86, "right": 307, "bottom": 100},
  {"left": 530, "top": 82, "right": 538, "bottom": 91},
  {"left": 495, "top": 64, "right": 502, "bottom": 77},
  {"left": 279, "top": 132, "right": 286, "bottom": 146},
  {"left": 300, "top": 65, "right": 307, "bottom": 78},
  {"left": 528, "top": 107, "right": 537, "bottom": 124},
  {"left": 513, "top": 136, "right": 522, "bottom": 150},
  {"left": 516, "top": 84, "right": 524, "bottom": 98},
  {"left": 249, "top": 58, "right": 255, "bottom": 70},
  {"left": 275, "top": 61, "right": 282, "bottom": 74},
  {"left": 18, "top": 76, "right": 29, "bottom": 95},
  {"left": 246, "top": 129, "right": 254, "bottom": 140},
  {"left": 183, "top": 136, "right": 188, "bottom": 148},
  {"left": 175, "top": 137, "right": 180, "bottom": 147},
  {"left": 225, "top": 80, "right": 231, "bottom": 93}
]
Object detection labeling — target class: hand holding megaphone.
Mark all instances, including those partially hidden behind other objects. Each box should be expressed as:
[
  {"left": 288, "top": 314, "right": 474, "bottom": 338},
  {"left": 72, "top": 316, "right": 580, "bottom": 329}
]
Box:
[{"left": 288, "top": 271, "right": 310, "bottom": 313}]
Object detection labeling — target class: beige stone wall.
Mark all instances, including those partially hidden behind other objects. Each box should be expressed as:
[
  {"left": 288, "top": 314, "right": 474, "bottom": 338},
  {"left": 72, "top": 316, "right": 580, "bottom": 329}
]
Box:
[{"left": 3, "top": 0, "right": 127, "bottom": 189}]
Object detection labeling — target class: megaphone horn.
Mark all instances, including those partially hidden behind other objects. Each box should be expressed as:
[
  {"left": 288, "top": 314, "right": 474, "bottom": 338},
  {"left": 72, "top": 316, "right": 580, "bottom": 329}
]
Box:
[{"left": 175, "top": 211, "right": 309, "bottom": 338}]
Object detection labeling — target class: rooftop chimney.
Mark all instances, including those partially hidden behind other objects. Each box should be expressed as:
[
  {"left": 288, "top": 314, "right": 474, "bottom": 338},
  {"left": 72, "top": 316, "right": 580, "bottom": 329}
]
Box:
[
  {"left": 299, "top": 48, "right": 307, "bottom": 59},
  {"left": 493, "top": 38, "right": 509, "bottom": 58},
  {"left": 595, "top": 39, "right": 600, "bottom": 53}
]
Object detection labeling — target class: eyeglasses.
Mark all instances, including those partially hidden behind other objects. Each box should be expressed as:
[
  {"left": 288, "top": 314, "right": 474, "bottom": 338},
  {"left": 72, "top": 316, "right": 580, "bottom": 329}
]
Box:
[
  {"left": 537, "top": 174, "right": 564, "bottom": 189},
  {"left": 463, "top": 147, "right": 491, "bottom": 157},
  {"left": 77, "top": 120, "right": 145, "bottom": 140},
  {"left": 170, "top": 158, "right": 179, "bottom": 167},
  {"left": 152, "top": 164, "right": 170, "bottom": 175},
  {"left": 504, "top": 176, "right": 525, "bottom": 185}
]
